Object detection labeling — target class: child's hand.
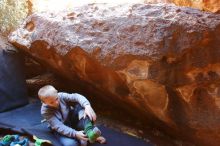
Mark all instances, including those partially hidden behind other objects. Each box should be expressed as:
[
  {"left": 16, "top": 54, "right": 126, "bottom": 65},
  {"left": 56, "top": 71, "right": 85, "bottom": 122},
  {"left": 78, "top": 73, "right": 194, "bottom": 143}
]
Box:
[
  {"left": 76, "top": 131, "right": 88, "bottom": 141},
  {"left": 84, "top": 105, "right": 97, "bottom": 121}
]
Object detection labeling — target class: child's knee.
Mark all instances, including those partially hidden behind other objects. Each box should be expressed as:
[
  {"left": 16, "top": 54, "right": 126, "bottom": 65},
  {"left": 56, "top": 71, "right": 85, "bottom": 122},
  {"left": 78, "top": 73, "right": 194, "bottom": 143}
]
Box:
[
  {"left": 74, "top": 104, "right": 84, "bottom": 112},
  {"left": 78, "top": 109, "right": 85, "bottom": 120}
]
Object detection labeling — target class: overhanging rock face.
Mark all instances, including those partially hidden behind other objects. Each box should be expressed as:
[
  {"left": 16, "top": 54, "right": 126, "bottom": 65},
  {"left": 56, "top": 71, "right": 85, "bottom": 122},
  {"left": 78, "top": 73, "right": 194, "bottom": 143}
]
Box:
[{"left": 9, "top": 3, "right": 220, "bottom": 145}]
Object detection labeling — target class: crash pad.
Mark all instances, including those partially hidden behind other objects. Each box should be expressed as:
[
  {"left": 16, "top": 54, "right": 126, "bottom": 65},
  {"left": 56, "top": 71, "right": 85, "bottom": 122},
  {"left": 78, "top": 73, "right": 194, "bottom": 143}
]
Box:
[
  {"left": 0, "top": 101, "right": 153, "bottom": 146},
  {"left": 0, "top": 37, "right": 28, "bottom": 112}
]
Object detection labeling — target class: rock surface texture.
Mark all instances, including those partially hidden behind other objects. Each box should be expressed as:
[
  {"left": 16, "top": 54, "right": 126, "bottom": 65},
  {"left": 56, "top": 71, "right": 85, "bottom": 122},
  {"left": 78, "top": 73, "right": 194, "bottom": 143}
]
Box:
[
  {"left": 170, "top": 0, "right": 220, "bottom": 13},
  {"left": 144, "top": 0, "right": 220, "bottom": 13},
  {"left": 9, "top": 3, "right": 220, "bottom": 145}
]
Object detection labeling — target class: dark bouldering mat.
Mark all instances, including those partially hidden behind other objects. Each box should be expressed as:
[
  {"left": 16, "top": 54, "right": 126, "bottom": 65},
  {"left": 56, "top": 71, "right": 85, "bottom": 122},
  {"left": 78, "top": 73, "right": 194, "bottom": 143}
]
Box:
[
  {"left": 0, "top": 36, "right": 28, "bottom": 113},
  {"left": 0, "top": 101, "right": 153, "bottom": 146}
]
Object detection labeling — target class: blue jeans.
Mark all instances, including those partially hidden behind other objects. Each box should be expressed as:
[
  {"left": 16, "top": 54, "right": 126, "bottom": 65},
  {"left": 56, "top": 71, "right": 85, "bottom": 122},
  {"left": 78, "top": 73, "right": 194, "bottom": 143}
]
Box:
[
  {"left": 53, "top": 104, "right": 90, "bottom": 146},
  {"left": 54, "top": 131, "right": 80, "bottom": 146}
]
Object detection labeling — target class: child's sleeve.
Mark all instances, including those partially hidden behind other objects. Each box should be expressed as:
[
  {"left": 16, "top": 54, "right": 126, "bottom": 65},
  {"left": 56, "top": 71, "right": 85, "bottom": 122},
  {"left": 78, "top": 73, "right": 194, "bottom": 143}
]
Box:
[
  {"left": 41, "top": 105, "right": 77, "bottom": 137},
  {"left": 59, "top": 92, "right": 91, "bottom": 107},
  {"left": 46, "top": 116, "right": 77, "bottom": 137}
]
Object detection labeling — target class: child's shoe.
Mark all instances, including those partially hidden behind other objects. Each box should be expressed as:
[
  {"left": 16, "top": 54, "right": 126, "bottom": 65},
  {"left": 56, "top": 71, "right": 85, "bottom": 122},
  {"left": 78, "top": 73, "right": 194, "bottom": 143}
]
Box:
[
  {"left": 87, "top": 127, "right": 101, "bottom": 143},
  {"left": 84, "top": 122, "right": 101, "bottom": 143}
]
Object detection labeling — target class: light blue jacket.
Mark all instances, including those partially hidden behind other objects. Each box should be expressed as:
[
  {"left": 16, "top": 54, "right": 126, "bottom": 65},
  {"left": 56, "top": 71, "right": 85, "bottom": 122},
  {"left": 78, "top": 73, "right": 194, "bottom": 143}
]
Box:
[{"left": 41, "top": 92, "right": 90, "bottom": 138}]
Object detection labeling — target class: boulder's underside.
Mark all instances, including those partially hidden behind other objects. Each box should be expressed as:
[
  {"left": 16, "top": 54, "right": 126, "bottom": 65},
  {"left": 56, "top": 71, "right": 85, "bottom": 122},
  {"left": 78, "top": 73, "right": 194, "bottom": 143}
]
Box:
[{"left": 9, "top": 3, "right": 220, "bottom": 146}]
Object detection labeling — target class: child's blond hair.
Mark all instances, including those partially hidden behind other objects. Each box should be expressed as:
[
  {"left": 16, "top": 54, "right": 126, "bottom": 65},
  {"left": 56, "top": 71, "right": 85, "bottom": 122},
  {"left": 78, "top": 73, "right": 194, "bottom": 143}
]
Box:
[{"left": 38, "top": 85, "right": 57, "bottom": 100}]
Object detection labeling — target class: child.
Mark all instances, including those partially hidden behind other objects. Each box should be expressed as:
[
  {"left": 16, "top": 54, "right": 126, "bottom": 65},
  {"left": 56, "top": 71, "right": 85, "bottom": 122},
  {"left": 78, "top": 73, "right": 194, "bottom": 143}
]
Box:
[{"left": 38, "top": 85, "right": 106, "bottom": 146}]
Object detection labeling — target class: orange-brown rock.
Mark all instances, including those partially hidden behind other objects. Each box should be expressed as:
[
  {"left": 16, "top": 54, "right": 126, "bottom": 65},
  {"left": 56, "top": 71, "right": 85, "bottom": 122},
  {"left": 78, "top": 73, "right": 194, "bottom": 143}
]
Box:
[
  {"left": 9, "top": 3, "right": 220, "bottom": 146},
  {"left": 170, "top": 0, "right": 220, "bottom": 13},
  {"left": 144, "top": 0, "right": 220, "bottom": 13}
]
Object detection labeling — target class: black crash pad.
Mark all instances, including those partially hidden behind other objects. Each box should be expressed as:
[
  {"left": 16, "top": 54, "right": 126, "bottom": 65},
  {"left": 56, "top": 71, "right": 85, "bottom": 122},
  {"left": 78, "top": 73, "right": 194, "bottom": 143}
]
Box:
[
  {"left": 0, "top": 102, "right": 153, "bottom": 146},
  {"left": 0, "top": 37, "right": 28, "bottom": 112}
]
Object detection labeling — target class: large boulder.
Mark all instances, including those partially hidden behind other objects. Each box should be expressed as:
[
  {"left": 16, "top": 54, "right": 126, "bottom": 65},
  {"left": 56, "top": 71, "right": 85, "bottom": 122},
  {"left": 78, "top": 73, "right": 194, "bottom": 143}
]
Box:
[{"left": 9, "top": 3, "right": 220, "bottom": 145}]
